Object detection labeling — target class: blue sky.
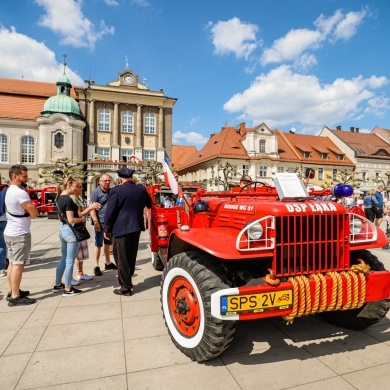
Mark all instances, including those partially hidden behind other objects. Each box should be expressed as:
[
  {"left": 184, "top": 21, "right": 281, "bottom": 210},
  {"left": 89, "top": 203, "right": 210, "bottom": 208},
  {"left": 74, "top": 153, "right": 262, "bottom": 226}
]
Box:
[{"left": 1, "top": 0, "right": 390, "bottom": 148}]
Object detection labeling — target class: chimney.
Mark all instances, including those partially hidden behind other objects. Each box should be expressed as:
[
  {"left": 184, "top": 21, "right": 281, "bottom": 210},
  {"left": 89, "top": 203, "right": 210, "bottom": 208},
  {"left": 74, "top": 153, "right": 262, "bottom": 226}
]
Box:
[
  {"left": 350, "top": 127, "right": 355, "bottom": 132},
  {"left": 336, "top": 125, "right": 341, "bottom": 130},
  {"left": 356, "top": 127, "right": 359, "bottom": 133}
]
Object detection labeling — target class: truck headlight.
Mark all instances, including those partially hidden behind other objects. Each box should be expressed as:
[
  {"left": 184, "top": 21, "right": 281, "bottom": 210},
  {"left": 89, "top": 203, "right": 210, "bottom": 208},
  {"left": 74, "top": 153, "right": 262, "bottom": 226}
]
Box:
[
  {"left": 247, "top": 223, "right": 263, "bottom": 240},
  {"left": 350, "top": 219, "right": 363, "bottom": 234}
]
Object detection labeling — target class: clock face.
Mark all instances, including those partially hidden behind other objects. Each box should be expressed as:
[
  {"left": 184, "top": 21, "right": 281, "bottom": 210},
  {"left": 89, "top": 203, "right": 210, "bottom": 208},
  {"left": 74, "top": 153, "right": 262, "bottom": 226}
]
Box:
[{"left": 124, "top": 74, "right": 133, "bottom": 84}]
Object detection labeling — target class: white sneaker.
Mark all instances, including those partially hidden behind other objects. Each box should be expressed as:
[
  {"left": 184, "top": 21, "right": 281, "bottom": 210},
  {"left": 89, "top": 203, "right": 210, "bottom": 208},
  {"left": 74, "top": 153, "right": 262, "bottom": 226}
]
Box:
[
  {"left": 0, "top": 269, "right": 6, "bottom": 277},
  {"left": 77, "top": 274, "right": 93, "bottom": 281},
  {"left": 71, "top": 278, "right": 80, "bottom": 286}
]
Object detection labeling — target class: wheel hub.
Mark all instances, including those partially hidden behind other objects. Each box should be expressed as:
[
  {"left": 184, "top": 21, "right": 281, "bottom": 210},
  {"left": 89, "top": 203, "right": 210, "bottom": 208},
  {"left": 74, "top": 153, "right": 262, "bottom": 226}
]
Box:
[{"left": 168, "top": 276, "right": 201, "bottom": 337}]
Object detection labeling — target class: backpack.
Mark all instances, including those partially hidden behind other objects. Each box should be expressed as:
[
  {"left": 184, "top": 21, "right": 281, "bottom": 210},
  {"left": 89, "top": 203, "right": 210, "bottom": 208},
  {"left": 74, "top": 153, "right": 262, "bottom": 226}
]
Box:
[{"left": 0, "top": 186, "right": 8, "bottom": 215}]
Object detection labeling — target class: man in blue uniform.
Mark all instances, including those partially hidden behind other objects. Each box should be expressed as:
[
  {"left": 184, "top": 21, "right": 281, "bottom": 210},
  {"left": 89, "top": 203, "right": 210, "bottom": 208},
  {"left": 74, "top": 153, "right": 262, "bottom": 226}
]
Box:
[{"left": 103, "top": 167, "right": 152, "bottom": 296}]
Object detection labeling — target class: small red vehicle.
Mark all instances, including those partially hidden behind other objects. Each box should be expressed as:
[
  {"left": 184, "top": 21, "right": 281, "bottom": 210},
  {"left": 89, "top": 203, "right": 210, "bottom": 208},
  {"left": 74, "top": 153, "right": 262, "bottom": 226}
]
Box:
[{"left": 147, "top": 177, "right": 390, "bottom": 362}]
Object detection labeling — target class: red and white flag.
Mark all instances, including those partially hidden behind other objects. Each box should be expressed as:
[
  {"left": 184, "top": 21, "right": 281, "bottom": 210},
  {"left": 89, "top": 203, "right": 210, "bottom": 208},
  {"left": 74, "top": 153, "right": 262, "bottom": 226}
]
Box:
[{"left": 162, "top": 159, "right": 183, "bottom": 195}]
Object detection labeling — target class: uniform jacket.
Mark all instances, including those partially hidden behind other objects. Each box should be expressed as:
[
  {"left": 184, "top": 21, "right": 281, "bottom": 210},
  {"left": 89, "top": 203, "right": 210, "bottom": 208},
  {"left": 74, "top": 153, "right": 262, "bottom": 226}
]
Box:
[{"left": 104, "top": 181, "right": 152, "bottom": 238}]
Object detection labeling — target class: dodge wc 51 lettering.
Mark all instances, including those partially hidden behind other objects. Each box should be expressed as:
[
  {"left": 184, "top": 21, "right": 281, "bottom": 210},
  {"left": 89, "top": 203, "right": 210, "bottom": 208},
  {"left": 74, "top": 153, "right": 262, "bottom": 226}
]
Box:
[{"left": 147, "top": 176, "right": 390, "bottom": 362}]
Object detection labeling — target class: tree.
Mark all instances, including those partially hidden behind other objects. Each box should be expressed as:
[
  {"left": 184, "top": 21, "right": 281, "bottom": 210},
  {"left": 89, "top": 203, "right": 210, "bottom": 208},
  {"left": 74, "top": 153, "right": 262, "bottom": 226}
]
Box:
[
  {"left": 143, "top": 160, "right": 163, "bottom": 185},
  {"left": 39, "top": 158, "right": 89, "bottom": 185},
  {"left": 325, "top": 169, "right": 361, "bottom": 188},
  {"left": 208, "top": 159, "right": 238, "bottom": 190},
  {"left": 372, "top": 171, "right": 390, "bottom": 193}
]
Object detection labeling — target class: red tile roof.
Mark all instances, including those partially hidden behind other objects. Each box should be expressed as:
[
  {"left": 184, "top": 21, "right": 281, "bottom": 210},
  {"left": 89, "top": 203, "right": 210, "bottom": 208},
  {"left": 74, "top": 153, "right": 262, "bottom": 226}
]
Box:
[
  {"left": 172, "top": 145, "right": 198, "bottom": 169},
  {"left": 328, "top": 127, "right": 390, "bottom": 159},
  {"left": 0, "top": 78, "right": 80, "bottom": 121}
]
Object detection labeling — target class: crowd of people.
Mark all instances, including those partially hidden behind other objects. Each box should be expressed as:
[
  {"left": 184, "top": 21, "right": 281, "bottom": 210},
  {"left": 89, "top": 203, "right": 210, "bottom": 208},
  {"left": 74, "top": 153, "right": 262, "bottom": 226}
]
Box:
[
  {"left": 1, "top": 164, "right": 152, "bottom": 306},
  {"left": 1, "top": 166, "right": 390, "bottom": 306}
]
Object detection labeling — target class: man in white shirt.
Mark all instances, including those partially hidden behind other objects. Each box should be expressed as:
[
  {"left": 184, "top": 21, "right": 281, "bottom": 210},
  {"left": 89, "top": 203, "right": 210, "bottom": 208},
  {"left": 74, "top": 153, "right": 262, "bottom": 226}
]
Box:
[{"left": 4, "top": 165, "right": 38, "bottom": 306}]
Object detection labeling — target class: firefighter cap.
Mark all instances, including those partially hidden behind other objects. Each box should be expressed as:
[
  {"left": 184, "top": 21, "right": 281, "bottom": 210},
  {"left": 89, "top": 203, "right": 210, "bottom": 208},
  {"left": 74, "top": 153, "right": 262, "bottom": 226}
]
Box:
[{"left": 117, "top": 167, "right": 135, "bottom": 178}]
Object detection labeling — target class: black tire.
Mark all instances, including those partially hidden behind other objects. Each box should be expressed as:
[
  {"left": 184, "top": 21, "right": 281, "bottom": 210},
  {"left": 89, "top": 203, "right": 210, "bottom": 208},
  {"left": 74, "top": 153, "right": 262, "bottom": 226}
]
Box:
[
  {"left": 319, "top": 299, "right": 390, "bottom": 330},
  {"left": 161, "top": 251, "right": 236, "bottom": 361},
  {"left": 152, "top": 252, "right": 164, "bottom": 271},
  {"left": 350, "top": 249, "right": 385, "bottom": 271}
]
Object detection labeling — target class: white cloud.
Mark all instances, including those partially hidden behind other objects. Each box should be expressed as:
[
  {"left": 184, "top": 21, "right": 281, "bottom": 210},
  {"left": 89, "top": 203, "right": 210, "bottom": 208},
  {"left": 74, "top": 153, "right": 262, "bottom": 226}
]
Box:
[
  {"left": 0, "top": 26, "right": 83, "bottom": 85},
  {"left": 223, "top": 65, "right": 389, "bottom": 130},
  {"left": 261, "top": 29, "right": 321, "bottom": 65},
  {"left": 173, "top": 131, "right": 208, "bottom": 147},
  {"left": 209, "top": 17, "right": 259, "bottom": 60},
  {"left": 132, "top": 0, "right": 151, "bottom": 7},
  {"left": 261, "top": 9, "right": 370, "bottom": 68},
  {"left": 103, "top": 0, "right": 118, "bottom": 6},
  {"left": 35, "top": 0, "right": 114, "bottom": 50}
]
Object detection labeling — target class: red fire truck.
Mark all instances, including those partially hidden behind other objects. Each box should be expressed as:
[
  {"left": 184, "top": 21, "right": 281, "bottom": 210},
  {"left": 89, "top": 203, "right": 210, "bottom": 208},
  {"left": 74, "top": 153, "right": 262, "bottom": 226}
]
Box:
[
  {"left": 147, "top": 177, "right": 390, "bottom": 362},
  {"left": 27, "top": 187, "right": 58, "bottom": 218}
]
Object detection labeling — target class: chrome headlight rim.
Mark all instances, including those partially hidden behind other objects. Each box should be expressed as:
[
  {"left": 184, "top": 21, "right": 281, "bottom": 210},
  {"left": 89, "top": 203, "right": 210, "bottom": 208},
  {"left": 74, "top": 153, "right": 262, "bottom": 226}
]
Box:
[
  {"left": 350, "top": 218, "right": 363, "bottom": 234},
  {"left": 246, "top": 221, "right": 263, "bottom": 240}
]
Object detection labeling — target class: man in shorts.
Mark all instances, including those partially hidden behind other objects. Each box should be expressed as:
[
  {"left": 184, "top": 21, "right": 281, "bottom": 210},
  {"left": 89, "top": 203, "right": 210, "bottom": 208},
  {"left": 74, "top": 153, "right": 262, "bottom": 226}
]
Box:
[
  {"left": 4, "top": 164, "right": 38, "bottom": 306},
  {"left": 90, "top": 173, "right": 117, "bottom": 276}
]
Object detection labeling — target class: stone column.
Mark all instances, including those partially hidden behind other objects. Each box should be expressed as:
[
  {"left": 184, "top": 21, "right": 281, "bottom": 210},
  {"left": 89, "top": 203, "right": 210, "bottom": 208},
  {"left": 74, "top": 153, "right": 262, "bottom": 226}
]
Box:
[
  {"left": 136, "top": 104, "right": 142, "bottom": 147},
  {"left": 158, "top": 106, "right": 164, "bottom": 149},
  {"left": 88, "top": 100, "right": 95, "bottom": 143},
  {"left": 111, "top": 102, "right": 120, "bottom": 160}
]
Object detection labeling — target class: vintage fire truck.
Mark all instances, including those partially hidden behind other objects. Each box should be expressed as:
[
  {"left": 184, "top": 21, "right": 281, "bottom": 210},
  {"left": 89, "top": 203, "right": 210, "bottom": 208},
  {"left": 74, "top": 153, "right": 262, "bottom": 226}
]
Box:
[{"left": 147, "top": 176, "right": 390, "bottom": 362}]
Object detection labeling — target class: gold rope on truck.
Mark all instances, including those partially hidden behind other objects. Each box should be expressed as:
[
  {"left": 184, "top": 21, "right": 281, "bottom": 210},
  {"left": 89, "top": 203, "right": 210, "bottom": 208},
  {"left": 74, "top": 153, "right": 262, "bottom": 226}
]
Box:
[{"left": 264, "top": 262, "right": 371, "bottom": 325}]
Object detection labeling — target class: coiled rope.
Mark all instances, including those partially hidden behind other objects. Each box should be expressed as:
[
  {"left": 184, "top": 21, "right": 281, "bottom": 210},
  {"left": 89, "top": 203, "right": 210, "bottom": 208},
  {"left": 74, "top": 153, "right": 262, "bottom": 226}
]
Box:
[{"left": 264, "top": 262, "right": 370, "bottom": 325}]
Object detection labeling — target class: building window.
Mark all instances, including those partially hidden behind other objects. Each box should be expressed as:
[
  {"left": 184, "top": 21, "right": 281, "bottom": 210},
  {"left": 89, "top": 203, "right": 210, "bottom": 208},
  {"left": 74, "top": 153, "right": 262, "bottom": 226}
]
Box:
[
  {"left": 0, "top": 134, "right": 8, "bottom": 163},
  {"left": 277, "top": 167, "right": 284, "bottom": 173},
  {"left": 21, "top": 135, "right": 35, "bottom": 163},
  {"left": 143, "top": 150, "right": 155, "bottom": 161},
  {"left": 318, "top": 167, "right": 324, "bottom": 180},
  {"left": 337, "top": 154, "right": 344, "bottom": 160},
  {"left": 242, "top": 164, "right": 249, "bottom": 176},
  {"left": 98, "top": 109, "right": 110, "bottom": 131},
  {"left": 54, "top": 132, "right": 64, "bottom": 149},
  {"left": 362, "top": 172, "right": 367, "bottom": 183},
  {"left": 375, "top": 172, "right": 380, "bottom": 179},
  {"left": 121, "top": 149, "right": 133, "bottom": 162},
  {"left": 332, "top": 169, "right": 338, "bottom": 180},
  {"left": 259, "top": 165, "right": 267, "bottom": 177},
  {"left": 319, "top": 152, "right": 328, "bottom": 159},
  {"left": 144, "top": 113, "right": 155, "bottom": 134},
  {"left": 259, "top": 139, "right": 266, "bottom": 153},
  {"left": 97, "top": 147, "right": 109, "bottom": 160},
  {"left": 302, "top": 151, "right": 310, "bottom": 158},
  {"left": 122, "top": 111, "right": 133, "bottom": 133}
]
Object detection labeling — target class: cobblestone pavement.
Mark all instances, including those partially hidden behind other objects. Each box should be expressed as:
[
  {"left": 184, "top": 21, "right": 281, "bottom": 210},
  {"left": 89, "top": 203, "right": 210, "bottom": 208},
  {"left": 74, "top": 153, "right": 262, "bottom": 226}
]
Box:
[{"left": 0, "top": 218, "right": 389, "bottom": 390}]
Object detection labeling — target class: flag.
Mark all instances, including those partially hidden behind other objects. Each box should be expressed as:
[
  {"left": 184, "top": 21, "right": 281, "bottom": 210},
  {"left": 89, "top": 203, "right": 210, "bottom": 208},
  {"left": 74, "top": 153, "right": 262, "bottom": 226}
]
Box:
[{"left": 162, "top": 159, "right": 182, "bottom": 195}]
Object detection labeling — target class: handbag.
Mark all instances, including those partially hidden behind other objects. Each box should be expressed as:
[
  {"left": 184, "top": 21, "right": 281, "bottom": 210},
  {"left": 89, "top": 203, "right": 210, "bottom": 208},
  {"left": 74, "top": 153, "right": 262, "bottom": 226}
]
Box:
[
  {"left": 69, "top": 222, "right": 91, "bottom": 242},
  {"left": 56, "top": 202, "right": 91, "bottom": 242},
  {"left": 371, "top": 197, "right": 379, "bottom": 213}
]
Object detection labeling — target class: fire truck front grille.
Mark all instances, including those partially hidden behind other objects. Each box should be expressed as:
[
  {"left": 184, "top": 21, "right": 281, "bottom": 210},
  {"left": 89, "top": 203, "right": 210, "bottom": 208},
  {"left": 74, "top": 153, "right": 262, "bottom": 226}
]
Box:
[{"left": 274, "top": 213, "right": 349, "bottom": 277}]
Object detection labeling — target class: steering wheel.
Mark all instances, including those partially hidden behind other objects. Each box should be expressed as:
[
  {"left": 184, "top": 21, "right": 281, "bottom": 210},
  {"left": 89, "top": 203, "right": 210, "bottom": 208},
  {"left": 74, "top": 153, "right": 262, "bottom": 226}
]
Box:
[{"left": 239, "top": 181, "right": 267, "bottom": 192}]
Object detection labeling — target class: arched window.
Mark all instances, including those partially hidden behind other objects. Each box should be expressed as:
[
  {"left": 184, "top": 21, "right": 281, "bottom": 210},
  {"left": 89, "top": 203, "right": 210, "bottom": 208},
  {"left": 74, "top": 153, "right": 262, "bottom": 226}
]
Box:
[
  {"left": 122, "top": 111, "right": 133, "bottom": 133},
  {"left": 259, "top": 139, "right": 266, "bottom": 153},
  {"left": 0, "top": 134, "right": 8, "bottom": 163},
  {"left": 144, "top": 113, "right": 155, "bottom": 134},
  {"left": 98, "top": 109, "right": 110, "bottom": 131},
  {"left": 54, "top": 132, "right": 64, "bottom": 149},
  {"left": 21, "top": 135, "right": 35, "bottom": 163}
]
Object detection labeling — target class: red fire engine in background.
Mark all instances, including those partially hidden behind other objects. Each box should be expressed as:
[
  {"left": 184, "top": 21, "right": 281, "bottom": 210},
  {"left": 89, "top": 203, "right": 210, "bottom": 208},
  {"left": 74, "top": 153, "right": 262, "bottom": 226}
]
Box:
[{"left": 26, "top": 186, "right": 58, "bottom": 218}]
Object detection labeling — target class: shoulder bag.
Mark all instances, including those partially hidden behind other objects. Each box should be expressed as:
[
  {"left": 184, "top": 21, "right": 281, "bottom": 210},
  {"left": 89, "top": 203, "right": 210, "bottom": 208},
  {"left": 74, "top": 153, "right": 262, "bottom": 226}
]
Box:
[{"left": 56, "top": 203, "right": 91, "bottom": 242}]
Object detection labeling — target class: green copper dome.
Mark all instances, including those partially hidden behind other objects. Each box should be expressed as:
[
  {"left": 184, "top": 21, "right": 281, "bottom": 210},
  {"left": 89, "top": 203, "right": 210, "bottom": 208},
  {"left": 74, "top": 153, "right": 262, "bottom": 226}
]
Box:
[{"left": 41, "top": 72, "right": 83, "bottom": 120}]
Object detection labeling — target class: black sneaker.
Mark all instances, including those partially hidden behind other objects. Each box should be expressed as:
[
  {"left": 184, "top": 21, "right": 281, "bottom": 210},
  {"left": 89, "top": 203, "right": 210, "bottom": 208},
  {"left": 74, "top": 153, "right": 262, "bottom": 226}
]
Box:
[
  {"left": 63, "top": 287, "right": 82, "bottom": 297},
  {"left": 8, "top": 296, "right": 37, "bottom": 307},
  {"left": 52, "top": 283, "right": 65, "bottom": 293},
  {"left": 94, "top": 266, "right": 102, "bottom": 276},
  {"left": 6, "top": 289, "right": 30, "bottom": 301},
  {"left": 113, "top": 288, "right": 132, "bottom": 296},
  {"left": 105, "top": 263, "right": 117, "bottom": 270}
]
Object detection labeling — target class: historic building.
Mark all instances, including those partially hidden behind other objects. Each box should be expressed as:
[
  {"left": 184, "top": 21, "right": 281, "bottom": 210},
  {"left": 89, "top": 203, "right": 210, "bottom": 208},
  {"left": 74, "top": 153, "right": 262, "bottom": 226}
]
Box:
[
  {"left": 0, "top": 66, "right": 177, "bottom": 195},
  {"left": 177, "top": 122, "right": 355, "bottom": 190}
]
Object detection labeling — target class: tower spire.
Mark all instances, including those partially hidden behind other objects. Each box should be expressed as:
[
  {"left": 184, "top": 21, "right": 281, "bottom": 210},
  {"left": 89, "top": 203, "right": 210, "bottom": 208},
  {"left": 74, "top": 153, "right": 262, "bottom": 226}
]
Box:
[{"left": 63, "top": 54, "right": 67, "bottom": 73}]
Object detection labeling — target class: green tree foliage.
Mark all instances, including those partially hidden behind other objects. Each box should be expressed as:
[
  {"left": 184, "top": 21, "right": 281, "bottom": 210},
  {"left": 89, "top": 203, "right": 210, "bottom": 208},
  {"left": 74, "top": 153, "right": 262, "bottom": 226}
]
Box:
[
  {"left": 39, "top": 158, "right": 88, "bottom": 184},
  {"left": 143, "top": 161, "right": 163, "bottom": 186},
  {"left": 208, "top": 159, "right": 238, "bottom": 190},
  {"left": 372, "top": 171, "right": 390, "bottom": 193},
  {"left": 325, "top": 169, "right": 361, "bottom": 188}
]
